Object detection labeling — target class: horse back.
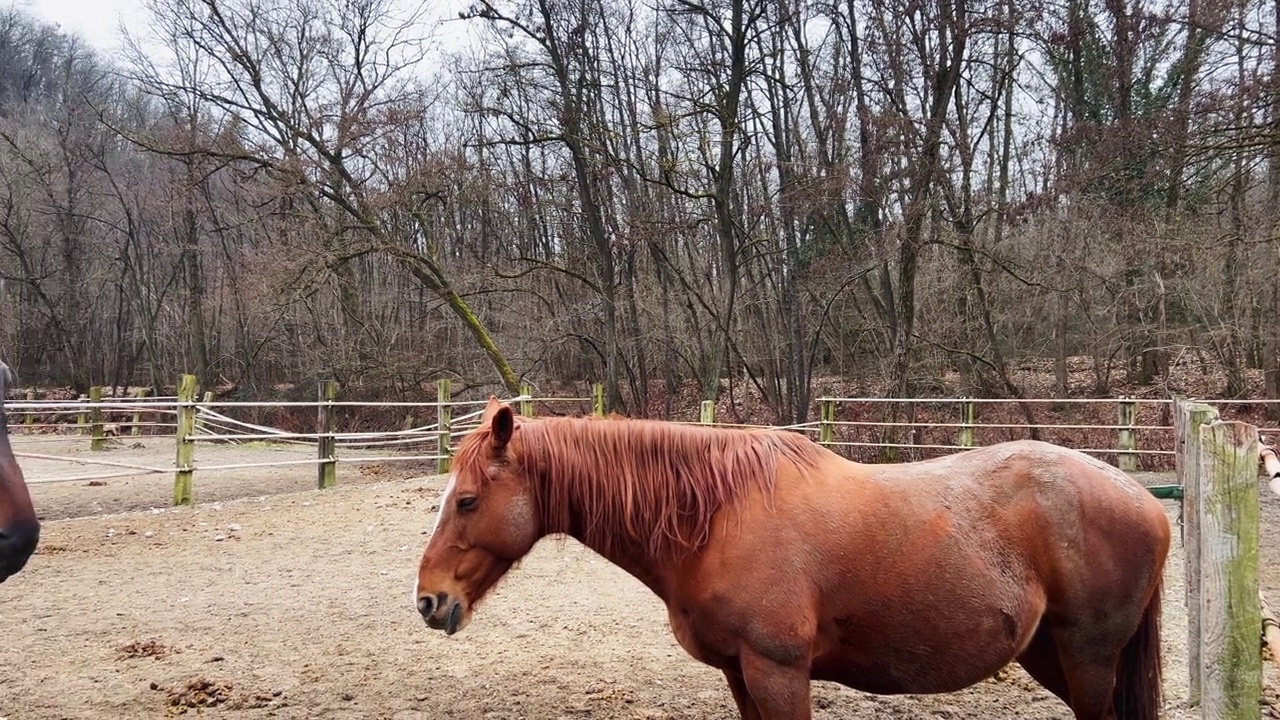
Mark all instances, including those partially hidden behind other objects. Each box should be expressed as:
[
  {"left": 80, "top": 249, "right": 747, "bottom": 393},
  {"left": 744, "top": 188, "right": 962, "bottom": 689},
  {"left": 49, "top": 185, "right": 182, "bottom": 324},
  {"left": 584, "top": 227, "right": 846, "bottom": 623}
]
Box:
[{"left": 882, "top": 440, "right": 1170, "bottom": 608}]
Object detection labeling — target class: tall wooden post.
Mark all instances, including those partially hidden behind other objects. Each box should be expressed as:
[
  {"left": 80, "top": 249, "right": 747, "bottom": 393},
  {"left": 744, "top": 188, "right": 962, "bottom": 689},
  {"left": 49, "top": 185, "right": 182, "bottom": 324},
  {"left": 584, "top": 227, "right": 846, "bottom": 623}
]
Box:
[
  {"left": 195, "top": 390, "right": 214, "bottom": 435},
  {"left": 700, "top": 400, "right": 715, "bottom": 424},
  {"left": 592, "top": 383, "right": 604, "bottom": 417},
  {"left": 436, "top": 379, "right": 452, "bottom": 475},
  {"left": 317, "top": 380, "right": 338, "bottom": 490},
  {"left": 131, "top": 387, "right": 148, "bottom": 436},
  {"left": 1117, "top": 398, "right": 1138, "bottom": 471},
  {"left": 520, "top": 383, "right": 534, "bottom": 417},
  {"left": 77, "top": 394, "right": 87, "bottom": 435},
  {"left": 23, "top": 389, "right": 33, "bottom": 427},
  {"left": 1196, "top": 419, "right": 1262, "bottom": 719},
  {"left": 1177, "top": 398, "right": 1219, "bottom": 706},
  {"left": 89, "top": 386, "right": 105, "bottom": 451},
  {"left": 173, "top": 375, "right": 198, "bottom": 506},
  {"left": 958, "top": 399, "right": 976, "bottom": 448},
  {"left": 819, "top": 399, "right": 835, "bottom": 447}
]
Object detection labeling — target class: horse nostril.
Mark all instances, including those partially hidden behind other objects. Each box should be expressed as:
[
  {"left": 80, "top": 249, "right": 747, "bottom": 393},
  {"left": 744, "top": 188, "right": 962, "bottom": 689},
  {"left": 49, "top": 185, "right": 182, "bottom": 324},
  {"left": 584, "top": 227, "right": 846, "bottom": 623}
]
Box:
[
  {"left": 417, "top": 595, "right": 435, "bottom": 619},
  {"left": 0, "top": 522, "right": 38, "bottom": 559},
  {"left": 0, "top": 521, "right": 39, "bottom": 578}
]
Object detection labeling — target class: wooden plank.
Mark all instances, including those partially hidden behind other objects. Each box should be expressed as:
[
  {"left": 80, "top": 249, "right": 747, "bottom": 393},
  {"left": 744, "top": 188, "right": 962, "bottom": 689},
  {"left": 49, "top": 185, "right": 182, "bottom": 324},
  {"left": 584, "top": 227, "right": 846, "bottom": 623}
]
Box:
[
  {"left": 1178, "top": 399, "right": 1219, "bottom": 706},
  {"left": 173, "top": 375, "right": 198, "bottom": 506},
  {"left": 1117, "top": 397, "right": 1137, "bottom": 471},
  {"left": 520, "top": 383, "right": 534, "bottom": 417},
  {"left": 316, "top": 380, "right": 337, "bottom": 490},
  {"left": 957, "top": 399, "right": 975, "bottom": 448},
  {"left": 195, "top": 390, "right": 214, "bottom": 435},
  {"left": 436, "top": 379, "right": 451, "bottom": 475},
  {"left": 1197, "top": 419, "right": 1262, "bottom": 720},
  {"left": 89, "top": 386, "right": 104, "bottom": 451},
  {"left": 819, "top": 399, "right": 835, "bottom": 446},
  {"left": 131, "top": 387, "right": 147, "bottom": 436}
]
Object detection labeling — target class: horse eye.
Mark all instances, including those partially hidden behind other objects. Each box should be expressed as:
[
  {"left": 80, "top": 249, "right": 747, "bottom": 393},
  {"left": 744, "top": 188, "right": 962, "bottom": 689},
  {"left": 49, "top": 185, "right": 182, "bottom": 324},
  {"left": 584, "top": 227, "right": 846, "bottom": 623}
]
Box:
[{"left": 457, "top": 496, "right": 478, "bottom": 512}]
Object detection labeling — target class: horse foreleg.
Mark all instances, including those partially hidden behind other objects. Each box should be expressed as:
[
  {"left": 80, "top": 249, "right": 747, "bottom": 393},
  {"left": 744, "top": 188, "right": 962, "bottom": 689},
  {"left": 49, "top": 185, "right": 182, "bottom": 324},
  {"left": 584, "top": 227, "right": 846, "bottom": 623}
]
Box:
[
  {"left": 737, "top": 649, "right": 812, "bottom": 720},
  {"left": 723, "top": 669, "right": 762, "bottom": 720}
]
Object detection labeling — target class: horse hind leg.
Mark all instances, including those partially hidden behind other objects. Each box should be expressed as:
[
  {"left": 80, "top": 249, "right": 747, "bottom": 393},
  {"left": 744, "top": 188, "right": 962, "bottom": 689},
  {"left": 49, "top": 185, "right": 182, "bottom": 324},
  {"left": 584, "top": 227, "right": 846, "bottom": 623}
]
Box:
[
  {"left": 1014, "top": 622, "right": 1071, "bottom": 706},
  {"left": 1054, "top": 579, "right": 1164, "bottom": 720}
]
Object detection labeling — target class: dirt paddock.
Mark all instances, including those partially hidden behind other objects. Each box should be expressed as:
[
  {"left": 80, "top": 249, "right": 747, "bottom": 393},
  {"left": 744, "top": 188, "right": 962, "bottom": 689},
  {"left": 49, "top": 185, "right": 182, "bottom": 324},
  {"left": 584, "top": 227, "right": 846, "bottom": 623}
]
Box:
[{"left": 2, "top": 435, "right": 1280, "bottom": 718}]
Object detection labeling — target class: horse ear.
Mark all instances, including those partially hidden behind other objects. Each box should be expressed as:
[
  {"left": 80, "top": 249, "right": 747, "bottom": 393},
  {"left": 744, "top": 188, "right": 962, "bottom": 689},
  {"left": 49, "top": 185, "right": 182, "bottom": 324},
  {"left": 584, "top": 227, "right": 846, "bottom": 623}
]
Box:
[
  {"left": 491, "top": 404, "right": 515, "bottom": 450},
  {"left": 481, "top": 395, "right": 503, "bottom": 424}
]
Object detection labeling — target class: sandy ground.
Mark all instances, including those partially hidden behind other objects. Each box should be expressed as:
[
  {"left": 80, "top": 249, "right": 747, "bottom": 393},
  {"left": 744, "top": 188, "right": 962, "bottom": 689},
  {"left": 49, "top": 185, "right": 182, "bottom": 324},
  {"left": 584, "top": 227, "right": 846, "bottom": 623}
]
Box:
[{"left": 0, "top": 438, "right": 1275, "bottom": 718}]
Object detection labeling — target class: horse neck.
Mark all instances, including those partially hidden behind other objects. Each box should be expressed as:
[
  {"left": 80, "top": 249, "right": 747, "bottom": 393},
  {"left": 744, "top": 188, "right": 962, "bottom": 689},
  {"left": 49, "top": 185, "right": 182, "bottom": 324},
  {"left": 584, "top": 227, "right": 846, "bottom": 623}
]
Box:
[
  {"left": 519, "top": 415, "right": 757, "bottom": 594},
  {"left": 531, "top": 471, "right": 682, "bottom": 599}
]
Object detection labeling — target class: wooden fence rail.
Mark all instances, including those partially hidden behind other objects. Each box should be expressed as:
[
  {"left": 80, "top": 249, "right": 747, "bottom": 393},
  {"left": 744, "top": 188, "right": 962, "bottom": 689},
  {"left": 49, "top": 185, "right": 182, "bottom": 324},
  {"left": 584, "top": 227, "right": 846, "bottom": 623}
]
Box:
[
  {"left": 7, "top": 387, "right": 1244, "bottom": 470},
  {"left": 5, "top": 382, "right": 1273, "bottom": 512}
]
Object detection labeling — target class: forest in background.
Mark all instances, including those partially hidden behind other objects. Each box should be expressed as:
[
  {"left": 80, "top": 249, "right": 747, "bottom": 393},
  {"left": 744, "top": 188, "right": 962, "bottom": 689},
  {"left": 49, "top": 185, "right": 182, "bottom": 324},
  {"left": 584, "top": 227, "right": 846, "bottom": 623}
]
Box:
[{"left": 1, "top": 0, "right": 1278, "bottom": 426}]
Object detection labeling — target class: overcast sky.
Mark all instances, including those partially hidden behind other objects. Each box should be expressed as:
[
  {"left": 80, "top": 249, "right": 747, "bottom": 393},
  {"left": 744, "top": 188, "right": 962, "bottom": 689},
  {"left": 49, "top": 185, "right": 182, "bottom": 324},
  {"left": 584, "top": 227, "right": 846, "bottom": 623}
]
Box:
[
  {"left": 18, "top": 0, "right": 475, "bottom": 60},
  {"left": 20, "top": 0, "right": 145, "bottom": 53}
]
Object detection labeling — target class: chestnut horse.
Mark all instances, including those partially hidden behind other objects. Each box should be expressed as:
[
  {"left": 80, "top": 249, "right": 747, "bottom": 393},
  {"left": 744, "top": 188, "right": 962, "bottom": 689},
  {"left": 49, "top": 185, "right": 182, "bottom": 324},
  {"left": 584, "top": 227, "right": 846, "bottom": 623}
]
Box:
[
  {"left": 0, "top": 360, "right": 37, "bottom": 583},
  {"left": 416, "top": 398, "right": 1169, "bottom": 720}
]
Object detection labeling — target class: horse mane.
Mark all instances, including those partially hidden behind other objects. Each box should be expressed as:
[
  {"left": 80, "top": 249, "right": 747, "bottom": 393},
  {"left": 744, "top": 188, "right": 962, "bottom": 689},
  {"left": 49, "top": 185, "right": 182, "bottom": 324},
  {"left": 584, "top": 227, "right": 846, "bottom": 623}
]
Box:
[{"left": 462, "top": 415, "right": 826, "bottom": 562}]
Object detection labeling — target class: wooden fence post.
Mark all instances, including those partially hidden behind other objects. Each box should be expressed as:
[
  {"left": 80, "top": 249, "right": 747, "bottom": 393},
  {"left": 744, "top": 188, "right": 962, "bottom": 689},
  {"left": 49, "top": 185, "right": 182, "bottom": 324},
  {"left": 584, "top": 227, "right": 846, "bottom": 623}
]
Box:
[
  {"left": 132, "top": 387, "right": 147, "bottom": 436},
  {"left": 1117, "top": 397, "right": 1137, "bottom": 472},
  {"left": 437, "top": 379, "right": 452, "bottom": 475},
  {"left": 23, "top": 389, "right": 33, "bottom": 427},
  {"left": 89, "top": 386, "right": 105, "bottom": 451},
  {"left": 1196, "top": 419, "right": 1262, "bottom": 719},
  {"left": 958, "top": 399, "right": 975, "bottom": 448},
  {"left": 700, "top": 400, "right": 715, "bottom": 424},
  {"left": 317, "top": 380, "right": 337, "bottom": 490},
  {"left": 819, "top": 399, "right": 835, "bottom": 446},
  {"left": 520, "top": 382, "right": 534, "bottom": 417},
  {"left": 173, "top": 375, "right": 198, "bottom": 506},
  {"left": 195, "top": 390, "right": 214, "bottom": 435},
  {"left": 592, "top": 383, "right": 604, "bottom": 417},
  {"left": 77, "top": 393, "right": 87, "bottom": 435},
  {"left": 1177, "top": 398, "right": 1219, "bottom": 706}
]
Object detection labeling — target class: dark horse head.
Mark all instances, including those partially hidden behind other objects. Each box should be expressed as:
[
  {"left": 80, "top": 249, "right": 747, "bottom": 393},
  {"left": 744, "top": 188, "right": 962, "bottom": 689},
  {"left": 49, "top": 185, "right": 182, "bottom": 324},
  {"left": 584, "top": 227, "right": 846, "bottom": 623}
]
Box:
[{"left": 0, "top": 360, "right": 37, "bottom": 583}]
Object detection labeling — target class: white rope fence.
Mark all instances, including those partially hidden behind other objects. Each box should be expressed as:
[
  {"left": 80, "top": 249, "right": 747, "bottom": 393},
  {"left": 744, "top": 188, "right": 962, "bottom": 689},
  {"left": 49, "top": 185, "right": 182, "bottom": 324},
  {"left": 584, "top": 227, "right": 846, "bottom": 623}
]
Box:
[
  {"left": 5, "top": 389, "right": 1221, "bottom": 499},
  {"left": 10, "top": 450, "right": 171, "bottom": 484},
  {"left": 5, "top": 390, "right": 553, "bottom": 492}
]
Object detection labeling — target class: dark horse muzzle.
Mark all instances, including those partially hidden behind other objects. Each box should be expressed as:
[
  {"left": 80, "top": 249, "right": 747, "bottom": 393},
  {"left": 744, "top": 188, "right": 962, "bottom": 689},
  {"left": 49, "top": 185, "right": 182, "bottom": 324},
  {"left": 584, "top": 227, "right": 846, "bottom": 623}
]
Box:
[
  {"left": 0, "top": 518, "right": 38, "bottom": 583},
  {"left": 0, "top": 359, "right": 39, "bottom": 584},
  {"left": 417, "top": 592, "right": 465, "bottom": 635}
]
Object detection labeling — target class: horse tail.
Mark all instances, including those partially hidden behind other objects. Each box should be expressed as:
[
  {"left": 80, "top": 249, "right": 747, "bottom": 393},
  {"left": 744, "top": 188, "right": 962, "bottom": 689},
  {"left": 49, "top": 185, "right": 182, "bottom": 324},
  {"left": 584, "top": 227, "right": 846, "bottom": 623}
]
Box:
[{"left": 1112, "top": 576, "right": 1163, "bottom": 720}]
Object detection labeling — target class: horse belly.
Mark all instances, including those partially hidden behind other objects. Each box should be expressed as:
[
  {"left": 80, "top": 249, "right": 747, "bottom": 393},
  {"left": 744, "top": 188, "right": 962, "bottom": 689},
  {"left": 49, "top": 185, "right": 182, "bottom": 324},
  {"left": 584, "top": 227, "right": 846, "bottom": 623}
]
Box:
[{"left": 812, "top": 592, "right": 1041, "bottom": 694}]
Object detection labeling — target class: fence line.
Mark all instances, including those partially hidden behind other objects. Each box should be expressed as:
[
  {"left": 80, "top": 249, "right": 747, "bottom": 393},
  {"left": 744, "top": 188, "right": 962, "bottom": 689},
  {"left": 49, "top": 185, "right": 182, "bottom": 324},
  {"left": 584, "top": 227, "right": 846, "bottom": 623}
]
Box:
[
  {"left": 2, "top": 380, "right": 585, "bottom": 504},
  {"left": 9, "top": 380, "right": 1272, "bottom": 506}
]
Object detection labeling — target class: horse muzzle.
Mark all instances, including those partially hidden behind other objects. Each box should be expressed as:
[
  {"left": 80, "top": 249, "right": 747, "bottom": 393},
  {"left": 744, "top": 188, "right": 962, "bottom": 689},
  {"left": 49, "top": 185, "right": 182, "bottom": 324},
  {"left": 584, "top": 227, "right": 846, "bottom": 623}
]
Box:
[
  {"left": 417, "top": 592, "right": 466, "bottom": 635},
  {"left": 0, "top": 519, "right": 38, "bottom": 584}
]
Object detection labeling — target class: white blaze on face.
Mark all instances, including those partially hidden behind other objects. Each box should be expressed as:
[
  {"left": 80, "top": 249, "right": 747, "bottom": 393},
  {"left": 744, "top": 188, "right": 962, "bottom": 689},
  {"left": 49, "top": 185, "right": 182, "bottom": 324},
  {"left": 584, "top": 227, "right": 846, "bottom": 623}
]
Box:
[
  {"left": 414, "top": 474, "right": 458, "bottom": 606},
  {"left": 430, "top": 474, "right": 458, "bottom": 538}
]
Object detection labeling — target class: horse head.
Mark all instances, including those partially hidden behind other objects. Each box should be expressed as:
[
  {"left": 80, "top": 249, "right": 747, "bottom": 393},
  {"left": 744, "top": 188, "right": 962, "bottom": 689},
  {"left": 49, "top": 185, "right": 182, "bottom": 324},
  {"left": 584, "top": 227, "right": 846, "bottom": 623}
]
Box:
[
  {"left": 0, "top": 360, "right": 37, "bottom": 583},
  {"left": 415, "top": 397, "right": 539, "bottom": 635}
]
